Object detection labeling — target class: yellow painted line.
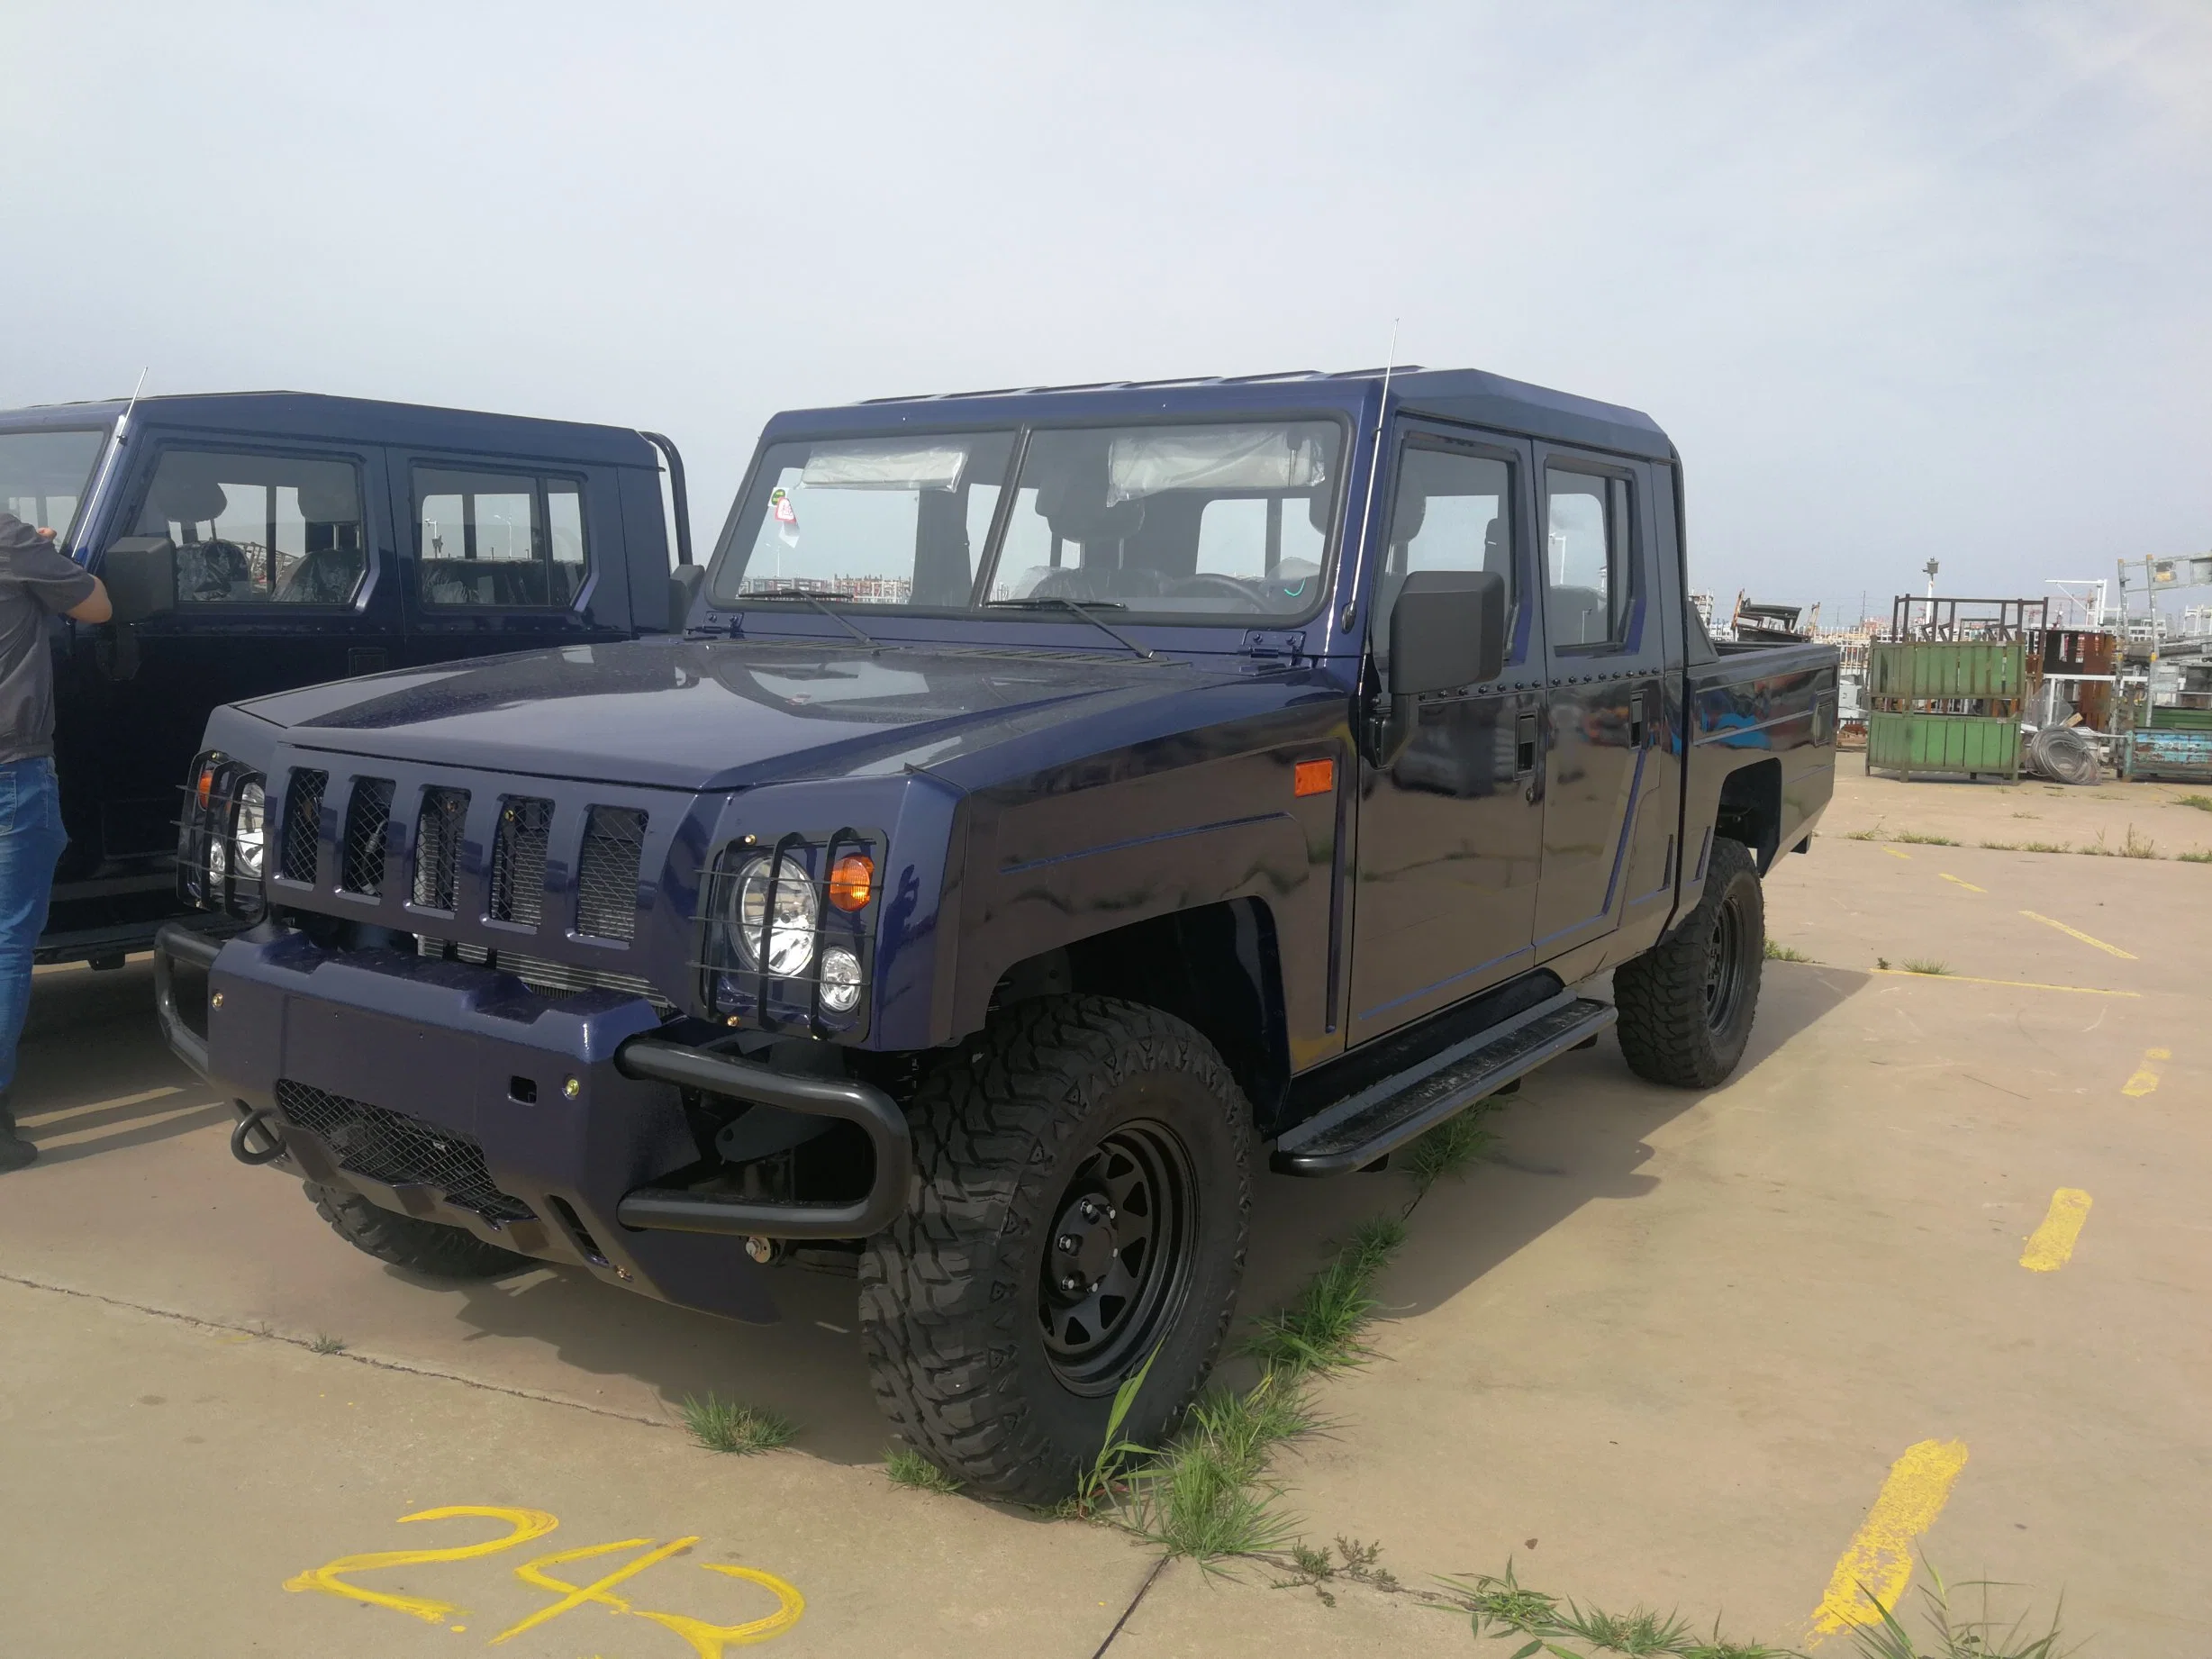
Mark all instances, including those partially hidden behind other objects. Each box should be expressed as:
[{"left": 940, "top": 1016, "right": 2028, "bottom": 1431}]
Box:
[
  {"left": 2019, "top": 910, "right": 2136, "bottom": 959},
  {"left": 17, "top": 1085, "right": 182, "bottom": 1128},
  {"left": 1869, "top": 968, "right": 2137, "bottom": 997},
  {"left": 2122, "top": 1047, "right": 2169, "bottom": 1097},
  {"left": 2020, "top": 1189, "right": 2092, "bottom": 1272},
  {"left": 1879, "top": 845, "right": 1912, "bottom": 861},
  {"left": 1938, "top": 873, "right": 1985, "bottom": 893},
  {"left": 1808, "top": 1439, "right": 1971, "bottom": 1639}
]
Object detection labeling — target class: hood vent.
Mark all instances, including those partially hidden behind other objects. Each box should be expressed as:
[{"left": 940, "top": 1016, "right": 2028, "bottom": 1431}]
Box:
[
  {"left": 576, "top": 807, "right": 648, "bottom": 941},
  {"left": 279, "top": 768, "right": 327, "bottom": 884},
  {"left": 412, "top": 787, "right": 470, "bottom": 911},
  {"left": 340, "top": 778, "right": 395, "bottom": 895},
  {"left": 489, "top": 797, "right": 553, "bottom": 926}
]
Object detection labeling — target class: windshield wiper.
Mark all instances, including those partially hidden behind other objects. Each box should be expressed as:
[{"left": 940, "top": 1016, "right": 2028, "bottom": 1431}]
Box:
[
  {"left": 737, "top": 586, "right": 884, "bottom": 651},
  {"left": 985, "top": 596, "right": 1156, "bottom": 660}
]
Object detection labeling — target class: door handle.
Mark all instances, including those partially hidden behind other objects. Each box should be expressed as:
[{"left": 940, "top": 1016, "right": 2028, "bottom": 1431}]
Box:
[
  {"left": 1630, "top": 690, "right": 1645, "bottom": 749},
  {"left": 1515, "top": 711, "right": 1537, "bottom": 778}
]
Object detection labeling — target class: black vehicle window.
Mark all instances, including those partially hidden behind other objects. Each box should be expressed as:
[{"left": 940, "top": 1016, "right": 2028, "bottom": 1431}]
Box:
[
  {"left": 415, "top": 467, "right": 588, "bottom": 609},
  {"left": 132, "top": 449, "right": 366, "bottom": 605},
  {"left": 1544, "top": 469, "right": 1633, "bottom": 648},
  {"left": 1373, "top": 443, "right": 1514, "bottom": 667}
]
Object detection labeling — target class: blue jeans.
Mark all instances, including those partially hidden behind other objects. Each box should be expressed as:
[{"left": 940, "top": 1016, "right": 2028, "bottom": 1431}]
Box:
[{"left": 0, "top": 757, "right": 67, "bottom": 1096}]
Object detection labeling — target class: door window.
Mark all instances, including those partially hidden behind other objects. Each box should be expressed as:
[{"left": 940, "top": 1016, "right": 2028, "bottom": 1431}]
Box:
[
  {"left": 1544, "top": 469, "right": 1633, "bottom": 648},
  {"left": 415, "top": 467, "right": 589, "bottom": 609},
  {"left": 131, "top": 449, "right": 367, "bottom": 605},
  {"left": 1373, "top": 443, "right": 1515, "bottom": 669}
]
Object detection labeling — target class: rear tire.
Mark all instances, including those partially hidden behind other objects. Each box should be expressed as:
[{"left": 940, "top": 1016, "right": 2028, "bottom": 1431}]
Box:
[
  {"left": 1613, "top": 836, "right": 1764, "bottom": 1088},
  {"left": 858, "top": 995, "right": 1251, "bottom": 1504},
  {"left": 305, "top": 1182, "right": 533, "bottom": 1279}
]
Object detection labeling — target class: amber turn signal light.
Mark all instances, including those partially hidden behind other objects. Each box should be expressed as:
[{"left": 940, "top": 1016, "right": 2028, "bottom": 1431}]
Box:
[
  {"left": 1293, "top": 758, "right": 1336, "bottom": 797},
  {"left": 195, "top": 759, "right": 220, "bottom": 809},
  {"left": 829, "top": 852, "right": 875, "bottom": 911}
]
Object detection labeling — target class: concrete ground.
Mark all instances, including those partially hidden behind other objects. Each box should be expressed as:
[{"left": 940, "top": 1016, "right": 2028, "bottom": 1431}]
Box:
[{"left": 3, "top": 770, "right": 2206, "bottom": 1656}]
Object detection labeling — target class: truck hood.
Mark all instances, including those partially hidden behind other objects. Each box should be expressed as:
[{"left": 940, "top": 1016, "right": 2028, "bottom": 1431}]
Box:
[{"left": 234, "top": 637, "right": 1229, "bottom": 791}]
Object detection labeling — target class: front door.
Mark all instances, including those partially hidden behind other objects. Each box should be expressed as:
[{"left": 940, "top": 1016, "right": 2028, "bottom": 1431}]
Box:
[
  {"left": 1348, "top": 425, "right": 1546, "bottom": 1044},
  {"left": 1531, "top": 449, "right": 1668, "bottom": 956}
]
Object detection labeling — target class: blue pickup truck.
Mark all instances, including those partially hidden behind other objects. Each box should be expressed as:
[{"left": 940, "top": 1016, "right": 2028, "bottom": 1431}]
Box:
[
  {"left": 0, "top": 391, "right": 691, "bottom": 965},
  {"left": 157, "top": 367, "right": 1836, "bottom": 1500}
]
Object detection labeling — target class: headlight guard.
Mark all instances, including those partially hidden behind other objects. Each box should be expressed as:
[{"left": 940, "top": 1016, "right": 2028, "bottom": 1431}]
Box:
[
  {"left": 177, "top": 750, "right": 268, "bottom": 922},
  {"left": 697, "top": 826, "right": 884, "bottom": 1038}
]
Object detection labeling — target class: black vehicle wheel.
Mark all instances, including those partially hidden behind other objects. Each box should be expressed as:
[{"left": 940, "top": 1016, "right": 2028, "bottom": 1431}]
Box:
[
  {"left": 1612, "top": 836, "right": 1764, "bottom": 1089},
  {"left": 858, "top": 995, "right": 1251, "bottom": 1504},
  {"left": 306, "top": 1182, "right": 533, "bottom": 1279}
]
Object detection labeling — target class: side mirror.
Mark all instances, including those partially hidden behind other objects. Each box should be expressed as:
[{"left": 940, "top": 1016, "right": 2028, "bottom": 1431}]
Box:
[
  {"left": 103, "top": 537, "right": 177, "bottom": 625},
  {"left": 668, "top": 563, "right": 705, "bottom": 631},
  {"left": 1373, "top": 569, "right": 1508, "bottom": 766}
]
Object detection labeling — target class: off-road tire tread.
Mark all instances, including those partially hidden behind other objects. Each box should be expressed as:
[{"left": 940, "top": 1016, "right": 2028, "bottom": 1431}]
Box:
[
  {"left": 858, "top": 994, "right": 1250, "bottom": 1504},
  {"left": 1613, "top": 836, "right": 1763, "bottom": 1089},
  {"left": 306, "top": 1181, "right": 532, "bottom": 1278}
]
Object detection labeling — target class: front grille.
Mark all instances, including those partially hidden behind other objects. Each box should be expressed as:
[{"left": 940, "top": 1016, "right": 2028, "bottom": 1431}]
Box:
[
  {"left": 420, "top": 937, "right": 672, "bottom": 1015},
  {"left": 412, "top": 787, "right": 470, "bottom": 911},
  {"left": 340, "top": 778, "right": 395, "bottom": 894},
  {"left": 280, "top": 768, "right": 327, "bottom": 884},
  {"left": 272, "top": 1078, "right": 535, "bottom": 1224},
  {"left": 576, "top": 807, "right": 647, "bottom": 940},
  {"left": 489, "top": 796, "right": 553, "bottom": 925}
]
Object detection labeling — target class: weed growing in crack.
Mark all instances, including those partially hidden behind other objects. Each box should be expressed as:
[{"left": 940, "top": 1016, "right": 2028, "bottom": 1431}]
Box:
[
  {"left": 309, "top": 1333, "right": 348, "bottom": 1355},
  {"left": 1891, "top": 830, "right": 1961, "bottom": 846},
  {"left": 2178, "top": 793, "right": 2212, "bottom": 814},
  {"left": 1899, "top": 958, "right": 1951, "bottom": 976},
  {"left": 884, "top": 1447, "right": 964, "bottom": 1494},
  {"left": 1441, "top": 1558, "right": 1790, "bottom": 1656},
  {"left": 680, "top": 1394, "right": 795, "bottom": 1455},
  {"left": 1241, "top": 1214, "right": 1408, "bottom": 1374},
  {"left": 1401, "top": 1103, "right": 1503, "bottom": 1193},
  {"left": 1847, "top": 1562, "right": 2073, "bottom": 1659},
  {"left": 1270, "top": 1537, "right": 1401, "bottom": 1606},
  {"left": 1117, "top": 1373, "right": 1311, "bottom": 1561},
  {"left": 1764, "top": 940, "right": 1813, "bottom": 962}
]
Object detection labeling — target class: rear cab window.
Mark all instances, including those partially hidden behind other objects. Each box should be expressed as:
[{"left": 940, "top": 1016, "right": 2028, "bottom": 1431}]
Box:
[{"left": 415, "top": 466, "right": 589, "bottom": 609}]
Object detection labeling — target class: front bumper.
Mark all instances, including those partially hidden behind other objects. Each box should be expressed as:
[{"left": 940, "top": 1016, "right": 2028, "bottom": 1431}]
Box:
[{"left": 153, "top": 921, "right": 911, "bottom": 1324}]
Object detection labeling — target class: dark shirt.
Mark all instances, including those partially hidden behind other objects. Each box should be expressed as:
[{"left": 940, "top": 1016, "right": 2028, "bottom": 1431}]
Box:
[{"left": 0, "top": 512, "right": 96, "bottom": 764}]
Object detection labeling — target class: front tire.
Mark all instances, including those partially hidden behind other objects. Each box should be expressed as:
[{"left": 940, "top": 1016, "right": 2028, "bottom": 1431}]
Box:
[
  {"left": 306, "top": 1182, "right": 534, "bottom": 1279},
  {"left": 1613, "top": 836, "right": 1764, "bottom": 1088},
  {"left": 858, "top": 996, "right": 1251, "bottom": 1503}
]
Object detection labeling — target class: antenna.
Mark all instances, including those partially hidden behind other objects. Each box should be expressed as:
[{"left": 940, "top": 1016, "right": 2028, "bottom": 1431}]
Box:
[
  {"left": 1343, "top": 322, "right": 1400, "bottom": 635},
  {"left": 116, "top": 367, "right": 149, "bottom": 441}
]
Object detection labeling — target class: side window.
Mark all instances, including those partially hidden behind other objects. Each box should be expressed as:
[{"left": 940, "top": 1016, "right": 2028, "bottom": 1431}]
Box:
[
  {"left": 132, "top": 449, "right": 366, "bottom": 605},
  {"left": 1373, "top": 443, "right": 1514, "bottom": 666},
  {"left": 1544, "top": 469, "right": 1633, "bottom": 648},
  {"left": 415, "top": 467, "right": 589, "bottom": 609}
]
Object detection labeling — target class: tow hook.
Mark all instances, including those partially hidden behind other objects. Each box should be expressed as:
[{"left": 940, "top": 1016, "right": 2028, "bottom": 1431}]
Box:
[
  {"left": 230, "top": 1106, "right": 288, "bottom": 1166},
  {"left": 744, "top": 1235, "right": 784, "bottom": 1265}
]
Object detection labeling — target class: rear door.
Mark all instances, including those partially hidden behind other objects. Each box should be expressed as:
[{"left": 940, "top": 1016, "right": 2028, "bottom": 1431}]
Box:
[
  {"left": 389, "top": 452, "right": 633, "bottom": 667},
  {"left": 1530, "top": 447, "right": 1670, "bottom": 957},
  {"left": 1347, "top": 422, "right": 1547, "bottom": 1041},
  {"left": 81, "top": 436, "right": 397, "bottom": 868}
]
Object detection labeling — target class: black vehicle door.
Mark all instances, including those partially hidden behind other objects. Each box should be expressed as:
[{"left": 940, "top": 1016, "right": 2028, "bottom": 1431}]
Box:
[
  {"left": 389, "top": 451, "right": 634, "bottom": 667},
  {"left": 1347, "top": 423, "right": 1547, "bottom": 1044},
  {"left": 72, "top": 438, "right": 397, "bottom": 876},
  {"left": 1530, "top": 448, "right": 1672, "bottom": 958}
]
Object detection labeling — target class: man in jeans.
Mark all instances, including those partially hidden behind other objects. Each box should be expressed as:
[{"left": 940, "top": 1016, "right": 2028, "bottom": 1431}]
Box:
[{"left": 0, "top": 510, "right": 110, "bottom": 1171}]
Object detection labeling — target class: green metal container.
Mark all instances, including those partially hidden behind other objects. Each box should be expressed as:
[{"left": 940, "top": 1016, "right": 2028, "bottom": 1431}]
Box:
[
  {"left": 1865, "top": 638, "right": 2026, "bottom": 781},
  {"left": 1867, "top": 712, "right": 2022, "bottom": 780}
]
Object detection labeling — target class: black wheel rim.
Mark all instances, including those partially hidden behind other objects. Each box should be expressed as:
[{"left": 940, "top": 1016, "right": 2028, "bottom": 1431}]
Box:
[
  {"left": 1706, "top": 891, "right": 1750, "bottom": 1034},
  {"left": 1037, "top": 1120, "right": 1197, "bottom": 1394}
]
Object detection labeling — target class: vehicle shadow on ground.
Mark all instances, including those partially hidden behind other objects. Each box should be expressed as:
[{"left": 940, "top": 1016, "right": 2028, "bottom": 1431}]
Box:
[
  {"left": 15, "top": 962, "right": 224, "bottom": 1166},
  {"left": 420, "top": 967, "right": 1869, "bottom": 1476}
]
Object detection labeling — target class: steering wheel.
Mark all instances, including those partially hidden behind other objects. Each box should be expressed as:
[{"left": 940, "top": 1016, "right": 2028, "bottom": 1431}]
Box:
[
  {"left": 1171, "top": 573, "right": 1269, "bottom": 612},
  {"left": 185, "top": 539, "right": 254, "bottom": 602}
]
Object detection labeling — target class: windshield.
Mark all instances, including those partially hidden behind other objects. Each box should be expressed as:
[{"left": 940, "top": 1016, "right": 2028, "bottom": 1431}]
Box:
[
  {"left": 0, "top": 428, "right": 109, "bottom": 544},
  {"left": 708, "top": 418, "right": 1344, "bottom": 623}
]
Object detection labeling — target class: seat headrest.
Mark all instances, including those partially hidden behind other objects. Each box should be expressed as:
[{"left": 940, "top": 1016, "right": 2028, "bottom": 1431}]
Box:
[
  {"left": 1391, "top": 490, "right": 1428, "bottom": 544},
  {"left": 295, "top": 477, "right": 359, "bottom": 522},
  {"left": 148, "top": 474, "right": 230, "bottom": 526}
]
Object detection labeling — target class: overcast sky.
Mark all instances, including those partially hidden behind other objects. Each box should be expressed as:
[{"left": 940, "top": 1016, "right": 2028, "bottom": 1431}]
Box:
[{"left": 6, "top": 1, "right": 2207, "bottom": 623}]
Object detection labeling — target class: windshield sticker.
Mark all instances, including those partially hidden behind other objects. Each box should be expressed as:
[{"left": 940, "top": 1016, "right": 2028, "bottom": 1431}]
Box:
[{"left": 770, "top": 487, "right": 800, "bottom": 548}]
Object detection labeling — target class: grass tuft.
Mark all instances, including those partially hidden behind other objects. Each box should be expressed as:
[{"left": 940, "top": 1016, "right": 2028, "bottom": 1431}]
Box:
[
  {"left": 1899, "top": 958, "right": 1951, "bottom": 976},
  {"left": 2120, "top": 824, "right": 2158, "bottom": 859},
  {"left": 681, "top": 1394, "right": 795, "bottom": 1455},
  {"left": 1891, "top": 830, "right": 1961, "bottom": 846},
  {"left": 1763, "top": 940, "right": 1813, "bottom": 962},
  {"left": 309, "top": 1333, "right": 348, "bottom": 1355},
  {"left": 1438, "top": 1560, "right": 1798, "bottom": 1656},
  {"left": 1270, "top": 1537, "right": 1401, "bottom": 1606},
  {"left": 2176, "top": 793, "right": 2212, "bottom": 813},
  {"left": 1843, "top": 827, "right": 1885, "bottom": 841},
  {"left": 1116, "top": 1373, "right": 1310, "bottom": 1560},
  {"left": 1847, "top": 1562, "right": 2071, "bottom": 1659},
  {"left": 884, "top": 1446, "right": 964, "bottom": 1494},
  {"left": 1241, "top": 1214, "right": 1408, "bottom": 1376},
  {"left": 2180, "top": 848, "right": 2212, "bottom": 864},
  {"left": 1400, "top": 1103, "right": 1502, "bottom": 1192}
]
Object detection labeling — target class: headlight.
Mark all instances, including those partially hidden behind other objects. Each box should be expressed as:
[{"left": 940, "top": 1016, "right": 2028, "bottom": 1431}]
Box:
[
  {"left": 233, "top": 779, "right": 266, "bottom": 880},
  {"left": 820, "top": 946, "right": 862, "bottom": 1012},
  {"left": 726, "top": 854, "right": 817, "bottom": 977}
]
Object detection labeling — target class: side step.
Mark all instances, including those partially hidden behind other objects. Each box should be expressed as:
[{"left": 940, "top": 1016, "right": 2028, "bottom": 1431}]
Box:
[{"left": 1270, "top": 992, "right": 1617, "bottom": 1176}]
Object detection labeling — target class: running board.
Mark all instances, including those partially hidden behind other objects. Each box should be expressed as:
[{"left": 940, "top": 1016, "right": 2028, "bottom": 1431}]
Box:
[{"left": 1270, "top": 992, "right": 1617, "bottom": 1176}]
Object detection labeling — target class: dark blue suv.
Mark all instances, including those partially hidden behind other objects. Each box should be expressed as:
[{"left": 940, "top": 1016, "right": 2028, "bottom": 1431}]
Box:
[
  {"left": 157, "top": 367, "right": 1836, "bottom": 1500},
  {"left": 0, "top": 391, "right": 691, "bottom": 965}
]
